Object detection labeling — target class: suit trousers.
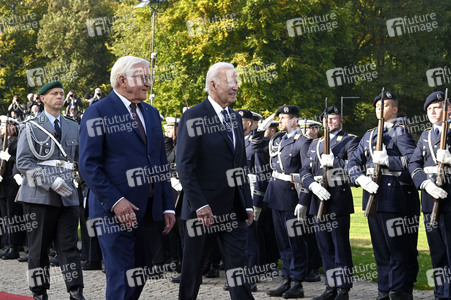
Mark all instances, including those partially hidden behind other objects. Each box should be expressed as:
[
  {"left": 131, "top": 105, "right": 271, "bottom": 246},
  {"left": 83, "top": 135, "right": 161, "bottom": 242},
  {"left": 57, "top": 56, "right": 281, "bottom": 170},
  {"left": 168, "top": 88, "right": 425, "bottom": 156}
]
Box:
[
  {"left": 23, "top": 203, "right": 83, "bottom": 293},
  {"left": 179, "top": 220, "right": 254, "bottom": 300}
]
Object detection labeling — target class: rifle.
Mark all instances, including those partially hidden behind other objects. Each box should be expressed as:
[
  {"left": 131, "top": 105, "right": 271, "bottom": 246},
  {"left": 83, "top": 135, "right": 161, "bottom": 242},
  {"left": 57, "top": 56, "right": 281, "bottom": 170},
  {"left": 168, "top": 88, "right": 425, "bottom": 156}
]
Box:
[
  {"left": 173, "top": 114, "right": 177, "bottom": 147},
  {"left": 365, "top": 87, "right": 385, "bottom": 217},
  {"left": 431, "top": 88, "right": 449, "bottom": 224},
  {"left": 0, "top": 120, "right": 10, "bottom": 177},
  {"left": 317, "top": 97, "right": 329, "bottom": 220}
]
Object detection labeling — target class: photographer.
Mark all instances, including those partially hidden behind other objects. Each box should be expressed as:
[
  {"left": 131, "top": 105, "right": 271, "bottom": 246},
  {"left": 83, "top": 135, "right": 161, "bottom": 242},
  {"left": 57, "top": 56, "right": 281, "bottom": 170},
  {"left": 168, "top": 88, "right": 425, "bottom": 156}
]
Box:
[
  {"left": 89, "top": 87, "right": 103, "bottom": 106},
  {"left": 63, "top": 90, "right": 83, "bottom": 115},
  {"left": 7, "top": 95, "right": 26, "bottom": 120}
]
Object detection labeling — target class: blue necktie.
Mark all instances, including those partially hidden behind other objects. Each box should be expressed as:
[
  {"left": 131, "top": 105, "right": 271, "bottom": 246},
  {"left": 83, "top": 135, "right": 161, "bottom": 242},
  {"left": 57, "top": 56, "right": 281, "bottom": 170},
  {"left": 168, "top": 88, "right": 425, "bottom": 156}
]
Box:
[
  {"left": 221, "top": 110, "right": 234, "bottom": 145},
  {"left": 54, "top": 119, "right": 61, "bottom": 141}
]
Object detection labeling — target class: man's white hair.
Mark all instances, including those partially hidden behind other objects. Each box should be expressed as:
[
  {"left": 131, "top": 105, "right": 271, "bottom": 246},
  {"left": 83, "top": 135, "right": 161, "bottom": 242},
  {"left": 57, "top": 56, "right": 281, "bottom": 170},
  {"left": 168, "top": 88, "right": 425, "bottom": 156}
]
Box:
[
  {"left": 110, "top": 56, "right": 150, "bottom": 88},
  {"left": 204, "top": 62, "right": 235, "bottom": 94}
]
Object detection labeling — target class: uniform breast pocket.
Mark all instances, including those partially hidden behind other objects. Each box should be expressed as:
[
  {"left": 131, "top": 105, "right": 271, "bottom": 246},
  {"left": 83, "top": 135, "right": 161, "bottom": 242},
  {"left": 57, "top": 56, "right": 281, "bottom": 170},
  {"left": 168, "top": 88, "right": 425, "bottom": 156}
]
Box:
[{"left": 65, "top": 138, "right": 79, "bottom": 157}]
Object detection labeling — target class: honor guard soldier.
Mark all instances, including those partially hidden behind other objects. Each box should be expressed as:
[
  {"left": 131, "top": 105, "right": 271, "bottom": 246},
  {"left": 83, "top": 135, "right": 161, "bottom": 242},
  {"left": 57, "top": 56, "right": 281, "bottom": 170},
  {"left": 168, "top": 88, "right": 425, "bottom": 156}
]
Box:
[
  {"left": 264, "top": 105, "right": 312, "bottom": 299},
  {"left": 299, "top": 120, "right": 322, "bottom": 139},
  {"left": 409, "top": 91, "right": 451, "bottom": 300},
  {"left": 298, "top": 106, "right": 360, "bottom": 300},
  {"left": 16, "top": 81, "right": 85, "bottom": 300},
  {"left": 348, "top": 91, "right": 418, "bottom": 300}
]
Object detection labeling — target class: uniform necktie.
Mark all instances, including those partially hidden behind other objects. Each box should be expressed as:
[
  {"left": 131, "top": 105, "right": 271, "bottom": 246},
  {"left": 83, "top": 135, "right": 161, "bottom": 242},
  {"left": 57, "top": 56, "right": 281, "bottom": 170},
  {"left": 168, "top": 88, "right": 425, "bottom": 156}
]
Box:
[
  {"left": 221, "top": 109, "right": 234, "bottom": 145},
  {"left": 54, "top": 119, "right": 61, "bottom": 141},
  {"left": 130, "top": 103, "right": 147, "bottom": 143}
]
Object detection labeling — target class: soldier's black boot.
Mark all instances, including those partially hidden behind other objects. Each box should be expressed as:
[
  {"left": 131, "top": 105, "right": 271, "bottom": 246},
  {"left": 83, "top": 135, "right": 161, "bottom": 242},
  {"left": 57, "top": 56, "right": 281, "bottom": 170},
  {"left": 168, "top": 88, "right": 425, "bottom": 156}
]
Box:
[
  {"left": 334, "top": 288, "right": 350, "bottom": 300},
  {"left": 305, "top": 268, "right": 321, "bottom": 282},
  {"left": 388, "top": 291, "right": 405, "bottom": 300},
  {"left": 32, "top": 291, "right": 48, "bottom": 300},
  {"left": 312, "top": 285, "right": 337, "bottom": 300},
  {"left": 2, "top": 247, "right": 19, "bottom": 259},
  {"left": 267, "top": 277, "right": 291, "bottom": 297},
  {"left": 69, "top": 286, "right": 85, "bottom": 300},
  {"left": 282, "top": 280, "right": 304, "bottom": 299},
  {"left": 376, "top": 290, "right": 389, "bottom": 300}
]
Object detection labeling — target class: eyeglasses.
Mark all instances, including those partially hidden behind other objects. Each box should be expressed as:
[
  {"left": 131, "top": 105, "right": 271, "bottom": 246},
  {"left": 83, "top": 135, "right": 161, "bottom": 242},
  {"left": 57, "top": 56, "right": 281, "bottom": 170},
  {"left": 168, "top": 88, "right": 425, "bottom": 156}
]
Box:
[{"left": 129, "top": 75, "right": 152, "bottom": 84}]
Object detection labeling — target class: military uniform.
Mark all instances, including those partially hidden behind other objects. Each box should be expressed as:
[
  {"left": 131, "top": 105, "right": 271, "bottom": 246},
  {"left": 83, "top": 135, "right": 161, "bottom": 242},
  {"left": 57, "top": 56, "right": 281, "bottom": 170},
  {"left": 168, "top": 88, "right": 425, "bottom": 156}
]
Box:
[
  {"left": 408, "top": 91, "right": 451, "bottom": 299},
  {"left": 16, "top": 81, "right": 84, "bottom": 299},
  {"left": 264, "top": 105, "right": 312, "bottom": 298},
  {"left": 300, "top": 119, "right": 360, "bottom": 298},
  {"left": 347, "top": 92, "right": 419, "bottom": 299}
]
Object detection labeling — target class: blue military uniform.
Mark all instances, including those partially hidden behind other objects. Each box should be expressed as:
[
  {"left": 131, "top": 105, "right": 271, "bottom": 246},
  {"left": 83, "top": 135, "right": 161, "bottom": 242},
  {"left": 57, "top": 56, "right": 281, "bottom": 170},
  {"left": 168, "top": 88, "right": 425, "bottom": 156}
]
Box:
[
  {"left": 408, "top": 91, "right": 451, "bottom": 299},
  {"left": 300, "top": 126, "right": 360, "bottom": 295},
  {"left": 263, "top": 106, "right": 312, "bottom": 296},
  {"left": 347, "top": 94, "right": 419, "bottom": 298}
]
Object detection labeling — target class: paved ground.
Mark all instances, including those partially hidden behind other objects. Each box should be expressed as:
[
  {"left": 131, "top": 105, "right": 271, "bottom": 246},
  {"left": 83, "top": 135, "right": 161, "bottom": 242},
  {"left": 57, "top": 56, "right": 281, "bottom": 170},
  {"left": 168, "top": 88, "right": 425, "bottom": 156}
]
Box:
[{"left": 0, "top": 255, "right": 435, "bottom": 300}]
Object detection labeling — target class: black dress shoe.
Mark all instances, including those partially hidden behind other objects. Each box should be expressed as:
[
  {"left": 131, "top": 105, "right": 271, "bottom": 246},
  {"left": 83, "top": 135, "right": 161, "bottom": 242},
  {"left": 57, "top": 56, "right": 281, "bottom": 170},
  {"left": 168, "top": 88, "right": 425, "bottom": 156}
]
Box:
[
  {"left": 224, "top": 284, "right": 229, "bottom": 291},
  {"left": 267, "top": 277, "right": 291, "bottom": 297},
  {"left": 376, "top": 290, "right": 389, "bottom": 300},
  {"left": 0, "top": 247, "right": 10, "bottom": 257},
  {"left": 334, "top": 288, "right": 350, "bottom": 300},
  {"left": 305, "top": 268, "right": 321, "bottom": 282},
  {"left": 32, "top": 292, "right": 48, "bottom": 300},
  {"left": 171, "top": 275, "right": 181, "bottom": 283},
  {"left": 388, "top": 291, "right": 406, "bottom": 300},
  {"left": 2, "top": 247, "right": 19, "bottom": 259},
  {"left": 204, "top": 266, "right": 219, "bottom": 278},
  {"left": 250, "top": 282, "right": 257, "bottom": 292},
  {"left": 18, "top": 254, "right": 28, "bottom": 262},
  {"left": 69, "top": 287, "right": 85, "bottom": 300},
  {"left": 312, "top": 285, "right": 337, "bottom": 300},
  {"left": 282, "top": 280, "right": 304, "bottom": 298},
  {"left": 82, "top": 261, "right": 102, "bottom": 270}
]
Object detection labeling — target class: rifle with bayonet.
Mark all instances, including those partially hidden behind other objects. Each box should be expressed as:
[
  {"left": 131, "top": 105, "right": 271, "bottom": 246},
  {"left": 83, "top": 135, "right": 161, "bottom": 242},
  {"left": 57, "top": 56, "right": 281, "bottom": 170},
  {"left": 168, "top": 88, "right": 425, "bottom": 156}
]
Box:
[
  {"left": 365, "top": 87, "right": 385, "bottom": 217},
  {"left": 317, "top": 97, "right": 329, "bottom": 219},
  {"left": 0, "top": 119, "right": 10, "bottom": 177},
  {"left": 431, "top": 88, "right": 449, "bottom": 224}
]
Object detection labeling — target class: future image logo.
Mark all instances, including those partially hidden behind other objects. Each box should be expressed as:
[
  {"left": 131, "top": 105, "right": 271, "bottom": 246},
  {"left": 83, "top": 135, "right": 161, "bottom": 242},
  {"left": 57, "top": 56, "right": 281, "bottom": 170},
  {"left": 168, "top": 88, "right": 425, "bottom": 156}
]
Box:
[{"left": 426, "top": 67, "right": 451, "bottom": 87}]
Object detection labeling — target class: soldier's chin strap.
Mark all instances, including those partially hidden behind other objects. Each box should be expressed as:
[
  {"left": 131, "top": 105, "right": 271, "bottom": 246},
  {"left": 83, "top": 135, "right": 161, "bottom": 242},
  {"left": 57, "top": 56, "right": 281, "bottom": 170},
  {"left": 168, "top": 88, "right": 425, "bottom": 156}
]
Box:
[{"left": 28, "top": 120, "right": 70, "bottom": 161}]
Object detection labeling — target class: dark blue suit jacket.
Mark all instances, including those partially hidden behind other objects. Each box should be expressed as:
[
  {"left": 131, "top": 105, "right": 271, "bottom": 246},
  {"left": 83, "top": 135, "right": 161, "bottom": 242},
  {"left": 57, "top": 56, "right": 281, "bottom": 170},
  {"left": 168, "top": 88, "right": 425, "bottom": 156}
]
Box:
[
  {"left": 79, "top": 91, "right": 174, "bottom": 222},
  {"left": 176, "top": 98, "right": 252, "bottom": 221}
]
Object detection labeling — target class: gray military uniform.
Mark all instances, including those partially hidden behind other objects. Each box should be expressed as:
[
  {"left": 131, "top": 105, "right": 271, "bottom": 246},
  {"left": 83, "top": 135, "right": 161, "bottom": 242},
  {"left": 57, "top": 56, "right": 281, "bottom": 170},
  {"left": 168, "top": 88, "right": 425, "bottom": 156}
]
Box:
[{"left": 16, "top": 113, "right": 79, "bottom": 206}]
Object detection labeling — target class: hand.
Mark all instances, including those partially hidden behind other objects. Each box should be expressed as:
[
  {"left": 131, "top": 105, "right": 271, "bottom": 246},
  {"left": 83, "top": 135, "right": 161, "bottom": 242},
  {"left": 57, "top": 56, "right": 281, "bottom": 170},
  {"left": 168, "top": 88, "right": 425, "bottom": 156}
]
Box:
[
  {"left": 196, "top": 205, "right": 214, "bottom": 226},
  {"left": 294, "top": 204, "right": 308, "bottom": 222},
  {"left": 320, "top": 153, "right": 334, "bottom": 167},
  {"left": 423, "top": 180, "right": 448, "bottom": 199},
  {"left": 13, "top": 174, "right": 22, "bottom": 186},
  {"left": 437, "top": 149, "right": 451, "bottom": 165},
  {"left": 253, "top": 206, "right": 262, "bottom": 221},
  {"left": 257, "top": 113, "right": 276, "bottom": 131},
  {"left": 355, "top": 175, "right": 379, "bottom": 194},
  {"left": 50, "top": 177, "right": 72, "bottom": 197},
  {"left": 113, "top": 198, "right": 139, "bottom": 227},
  {"left": 373, "top": 148, "right": 389, "bottom": 166},
  {"left": 246, "top": 210, "right": 254, "bottom": 227},
  {"left": 308, "top": 182, "right": 331, "bottom": 201},
  {"left": 0, "top": 149, "right": 11, "bottom": 161},
  {"left": 163, "top": 213, "right": 176, "bottom": 235}
]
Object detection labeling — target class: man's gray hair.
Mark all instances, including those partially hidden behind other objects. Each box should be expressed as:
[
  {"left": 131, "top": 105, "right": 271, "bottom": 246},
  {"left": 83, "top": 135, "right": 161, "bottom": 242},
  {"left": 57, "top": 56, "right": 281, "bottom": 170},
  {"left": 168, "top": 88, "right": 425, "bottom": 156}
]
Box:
[
  {"left": 204, "top": 62, "right": 235, "bottom": 94},
  {"left": 110, "top": 56, "right": 150, "bottom": 88}
]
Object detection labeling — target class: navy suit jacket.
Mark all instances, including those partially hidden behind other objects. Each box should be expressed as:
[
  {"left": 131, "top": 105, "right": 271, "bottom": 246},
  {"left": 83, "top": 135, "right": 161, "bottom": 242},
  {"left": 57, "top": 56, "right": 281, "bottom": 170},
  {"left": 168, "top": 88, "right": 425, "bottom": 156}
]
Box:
[
  {"left": 176, "top": 98, "right": 252, "bottom": 221},
  {"left": 79, "top": 91, "right": 174, "bottom": 222}
]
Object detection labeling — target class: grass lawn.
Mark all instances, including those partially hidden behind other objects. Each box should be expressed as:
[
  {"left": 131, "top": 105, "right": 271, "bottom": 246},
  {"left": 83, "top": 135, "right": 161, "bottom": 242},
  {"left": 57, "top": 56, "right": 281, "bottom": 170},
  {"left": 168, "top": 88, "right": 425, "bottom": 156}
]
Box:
[{"left": 350, "top": 187, "right": 433, "bottom": 290}]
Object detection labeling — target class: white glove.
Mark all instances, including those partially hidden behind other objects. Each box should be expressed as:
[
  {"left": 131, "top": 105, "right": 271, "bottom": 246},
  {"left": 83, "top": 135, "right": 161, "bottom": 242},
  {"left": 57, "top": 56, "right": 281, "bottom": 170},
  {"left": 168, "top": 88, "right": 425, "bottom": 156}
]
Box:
[
  {"left": 437, "top": 149, "right": 451, "bottom": 165},
  {"left": 373, "top": 148, "right": 389, "bottom": 166},
  {"left": 423, "top": 179, "right": 448, "bottom": 199},
  {"left": 320, "top": 153, "right": 334, "bottom": 167},
  {"left": 0, "top": 175, "right": 2, "bottom": 183},
  {"left": 355, "top": 175, "right": 379, "bottom": 194},
  {"left": 257, "top": 113, "right": 275, "bottom": 131},
  {"left": 294, "top": 204, "right": 308, "bottom": 222},
  {"left": 13, "top": 174, "right": 22, "bottom": 186},
  {"left": 0, "top": 149, "right": 11, "bottom": 161},
  {"left": 253, "top": 206, "right": 262, "bottom": 221},
  {"left": 308, "top": 182, "right": 331, "bottom": 201},
  {"left": 50, "top": 177, "right": 72, "bottom": 197}
]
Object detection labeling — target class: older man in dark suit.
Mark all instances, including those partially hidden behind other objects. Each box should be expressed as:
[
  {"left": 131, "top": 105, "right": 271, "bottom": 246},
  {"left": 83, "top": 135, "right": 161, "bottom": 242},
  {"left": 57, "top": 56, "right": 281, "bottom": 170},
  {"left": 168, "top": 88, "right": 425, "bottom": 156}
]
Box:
[
  {"left": 79, "top": 56, "right": 175, "bottom": 300},
  {"left": 176, "top": 62, "right": 254, "bottom": 300}
]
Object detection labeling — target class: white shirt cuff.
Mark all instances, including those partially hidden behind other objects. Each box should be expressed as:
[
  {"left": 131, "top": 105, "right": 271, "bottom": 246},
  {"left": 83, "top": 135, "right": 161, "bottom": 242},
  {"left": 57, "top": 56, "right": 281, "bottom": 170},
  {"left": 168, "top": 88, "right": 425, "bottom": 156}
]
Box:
[
  {"left": 196, "top": 204, "right": 209, "bottom": 213},
  {"left": 163, "top": 210, "right": 175, "bottom": 214},
  {"left": 246, "top": 208, "right": 253, "bottom": 212},
  {"left": 111, "top": 197, "right": 124, "bottom": 211}
]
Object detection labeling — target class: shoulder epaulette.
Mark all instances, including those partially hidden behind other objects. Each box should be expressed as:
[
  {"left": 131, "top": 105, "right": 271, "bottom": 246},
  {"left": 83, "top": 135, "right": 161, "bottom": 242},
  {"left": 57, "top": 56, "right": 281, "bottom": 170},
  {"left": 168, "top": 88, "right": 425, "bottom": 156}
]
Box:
[
  {"left": 348, "top": 133, "right": 358, "bottom": 137},
  {"left": 366, "top": 127, "right": 377, "bottom": 132},
  {"left": 424, "top": 127, "right": 432, "bottom": 131},
  {"left": 63, "top": 116, "right": 77, "bottom": 122},
  {"left": 301, "top": 133, "right": 312, "bottom": 140},
  {"left": 313, "top": 137, "right": 321, "bottom": 141}
]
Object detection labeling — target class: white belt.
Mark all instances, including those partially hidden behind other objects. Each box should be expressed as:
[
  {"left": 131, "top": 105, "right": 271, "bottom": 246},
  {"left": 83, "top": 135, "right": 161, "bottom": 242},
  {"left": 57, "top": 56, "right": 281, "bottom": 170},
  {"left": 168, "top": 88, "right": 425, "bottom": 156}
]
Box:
[
  {"left": 272, "top": 171, "right": 292, "bottom": 182},
  {"left": 37, "top": 160, "right": 73, "bottom": 170},
  {"left": 366, "top": 167, "right": 401, "bottom": 177},
  {"left": 424, "top": 166, "right": 451, "bottom": 175}
]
